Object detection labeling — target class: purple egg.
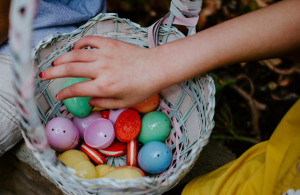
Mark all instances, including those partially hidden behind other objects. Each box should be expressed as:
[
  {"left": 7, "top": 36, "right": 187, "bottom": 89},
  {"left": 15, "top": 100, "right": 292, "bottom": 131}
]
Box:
[
  {"left": 45, "top": 117, "right": 79, "bottom": 152},
  {"left": 73, "top": 111, "right": 102, "bottom": 140},
  {"left": 84, "top": 118, "right": 115, "bottom": 149},
  {"left": 108, "top": 109, "right": 127, "bottom": 125}
]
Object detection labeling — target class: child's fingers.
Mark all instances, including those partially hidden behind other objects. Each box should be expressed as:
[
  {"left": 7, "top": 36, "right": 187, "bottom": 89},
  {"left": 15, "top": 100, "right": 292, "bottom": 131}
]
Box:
[
  {"left": 40, "top": 63, "right": 98, "bottom": 80},
  {"left": 73, "top": 35, "right": 108, "bottom": 50},
  {"left": 88, "top": 97, "right": 128, "bottom": 109},
  {"left": 53, "top": 49, "right": 98, "bottom": 66},
  {"left": 56, "top": 80, "right": 110, "bottom": 101}
]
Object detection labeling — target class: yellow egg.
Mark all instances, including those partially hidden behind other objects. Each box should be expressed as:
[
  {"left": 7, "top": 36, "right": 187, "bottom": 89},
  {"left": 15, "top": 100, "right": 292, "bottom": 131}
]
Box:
[
  {"left": 95, "top": 165, "right": 115, "bottom": 177},
  {"left": 102, "top": 168, "right": 143, "bottom": 180},
  {"left": 92, "top": 107, "right": 104, "bottom": 111},
  {"left": 58, "top": 150, "right": 89, "bottom": 167},
  {"left": 72, "top": 161, "right": 97, "bottom": 179}
]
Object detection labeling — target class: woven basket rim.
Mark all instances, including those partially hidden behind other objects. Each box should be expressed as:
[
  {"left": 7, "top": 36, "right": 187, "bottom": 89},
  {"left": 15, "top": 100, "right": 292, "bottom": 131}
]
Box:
[{"left": 17, "top": 12, "right": 215, "bottom": 194}]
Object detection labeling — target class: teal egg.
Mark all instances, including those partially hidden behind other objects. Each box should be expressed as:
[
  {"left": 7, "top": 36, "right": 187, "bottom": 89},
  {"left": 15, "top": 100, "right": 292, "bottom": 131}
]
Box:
[
  {"left": 62, "top": 78, "right": 92, "bottom": 118},
  {"left": 137, "top": 111, "right": 170, "bottom": 144}
]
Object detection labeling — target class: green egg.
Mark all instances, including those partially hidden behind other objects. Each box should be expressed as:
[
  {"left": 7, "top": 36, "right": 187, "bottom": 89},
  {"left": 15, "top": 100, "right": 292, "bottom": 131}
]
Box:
[
  {"left": 62, "top": 78, "right": 92, "bottom": 118},
  {"left": 137, "top": 111, "right": 171, "bottom": 144}
]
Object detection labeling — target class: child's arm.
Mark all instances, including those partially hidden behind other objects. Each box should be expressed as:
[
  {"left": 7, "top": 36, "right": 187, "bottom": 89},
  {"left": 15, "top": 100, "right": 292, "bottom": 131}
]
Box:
[
  {"left": 0, "top": 0, "right": 11, "bottom": 45},
  {"left": 40, "top": 0, "right": 300, "bottom": 109}
]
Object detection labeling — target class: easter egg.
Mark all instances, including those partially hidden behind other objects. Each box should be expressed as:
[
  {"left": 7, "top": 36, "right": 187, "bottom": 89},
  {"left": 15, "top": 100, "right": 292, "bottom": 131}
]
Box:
[
  {"left": 62, "top": 78, "right": 92, "bottom": 118},
  {"left": 80, "top": 142, "right": 107, "bottom": 165},
  {"left": 98, "top": 140, "right": 126, "bottom": 157},
  {"left": 92, "top": 107, "right": 104, "bottom": 111},
  {"left": 72, "top": 161, "right": 97, "bottom": 179},
  {"left": 138, "top": 141, "right": 172, "bottom": 174},
  {"left": 115, "top": 166, "right": 145, "bottom": 177},
  {"left": 45, "top": 117, "right": 79, "bottom": 152},
  {"left": 115, "top": 110, "right": 141, "bottom": 142},
  {"left": 84, "top": 118, "right": 115, "bottom": 149},
  {"left": 96, "top": 165, "right": 115, "bottom": 177},
  {"left": 58, "top": 150, "right": 89, "bottom": 167},
  {"left": 131, "top": 94, "right": 159, "bottom": 113},
  {"left": 101, "top": 110, "right": 109, "bottom": 119},
  {"left": 73, "top": 111, "right": 102, "bottom": 140},
  {"left": 108, "top": 109, "right": 127, "bottom": 125},
  {"left": 137, "top": 111, "right": 170, "bottom": 144},
  {"left": 102, "top": 168, "right": 143, "bottom": 180},
  {"left": 126, "top": 139, "right": 137, "bottom": 166}
]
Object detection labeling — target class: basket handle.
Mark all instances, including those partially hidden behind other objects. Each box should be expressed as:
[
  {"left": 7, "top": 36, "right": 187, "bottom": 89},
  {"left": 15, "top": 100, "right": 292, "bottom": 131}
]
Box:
[
  {"left": 10, "top": 0, "right": 56, "bottom": 161},
  {"left": 9, "top": 0, "right": 202, "bottom": 161},
  {"left": 148, "top": 0, "right": 202, "bottom": 48}
]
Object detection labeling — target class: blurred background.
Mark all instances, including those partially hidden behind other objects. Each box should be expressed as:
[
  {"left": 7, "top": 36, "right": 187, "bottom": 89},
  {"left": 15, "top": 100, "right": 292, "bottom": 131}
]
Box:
[{"left": 107, "top": 0, "right": 300, "bottom": 156}]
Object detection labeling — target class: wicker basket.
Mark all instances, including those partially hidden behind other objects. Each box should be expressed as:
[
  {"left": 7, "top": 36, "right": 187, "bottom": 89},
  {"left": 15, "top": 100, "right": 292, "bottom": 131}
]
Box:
[{"left": 10, "top": 0, "right": 215, "bottom": 194}]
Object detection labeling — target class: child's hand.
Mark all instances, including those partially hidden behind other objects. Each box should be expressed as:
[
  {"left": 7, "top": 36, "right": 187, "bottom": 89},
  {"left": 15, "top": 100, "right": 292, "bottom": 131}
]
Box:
[
  {"left": 39, "top": 0, "right": 300, "bottom": 109},
  {"left": 39, "top": 36, "right": 165, "bottom": 109}
]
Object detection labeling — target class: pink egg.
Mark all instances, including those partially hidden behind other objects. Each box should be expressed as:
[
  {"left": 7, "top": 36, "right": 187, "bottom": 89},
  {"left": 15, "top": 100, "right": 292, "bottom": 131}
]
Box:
[
  {"left": 73, "top": 111, "right": 102, "bottom": 140},
  {"left": 45, "top": 117, "right": 79, "bottom": 152},
  {"left": 84, "top": 118, "right": 115, "bottom": 149},
  {"left": 108, "top": 109, "right": 127, "bottom": 125}
]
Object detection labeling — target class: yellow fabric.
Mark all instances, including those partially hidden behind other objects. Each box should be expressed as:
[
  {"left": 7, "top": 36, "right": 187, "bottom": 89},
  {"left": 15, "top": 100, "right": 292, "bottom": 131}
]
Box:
[{"left": 182, "top": 99, "right": 300, "bottom": 195}]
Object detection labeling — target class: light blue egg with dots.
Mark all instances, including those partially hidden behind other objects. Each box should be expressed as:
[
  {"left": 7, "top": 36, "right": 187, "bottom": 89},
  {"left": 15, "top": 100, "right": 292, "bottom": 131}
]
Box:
[{"left": 137, "top": 141, "right": 172, "bottom": 174}]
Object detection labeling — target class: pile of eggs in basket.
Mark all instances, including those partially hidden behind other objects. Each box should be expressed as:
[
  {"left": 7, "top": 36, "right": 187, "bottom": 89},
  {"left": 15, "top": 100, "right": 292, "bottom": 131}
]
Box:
[{"left": 45, "top": 78, "right": 172, "bottom": 180}]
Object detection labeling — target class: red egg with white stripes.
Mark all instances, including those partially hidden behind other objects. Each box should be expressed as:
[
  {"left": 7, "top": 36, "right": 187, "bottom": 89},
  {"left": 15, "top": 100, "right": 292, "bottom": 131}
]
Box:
[
  {"left": 127, "top": 139, "right": 137, "bottom": 166},
  {"left": 98, "top": 140, "right": 126, "bottom": 157},
  {"left": 79, "top": 142, "right": 107, "bottom": 165}
]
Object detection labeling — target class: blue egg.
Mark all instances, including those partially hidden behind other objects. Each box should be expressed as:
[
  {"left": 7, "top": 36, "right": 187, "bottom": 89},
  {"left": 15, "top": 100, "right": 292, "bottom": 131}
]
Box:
[{"left": 137, "top": 141, "right": 172, "bottom": 174}]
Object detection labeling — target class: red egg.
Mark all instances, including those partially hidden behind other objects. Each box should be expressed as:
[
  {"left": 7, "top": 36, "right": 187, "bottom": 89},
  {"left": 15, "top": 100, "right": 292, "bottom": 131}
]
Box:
[
  {"left": 115, "top": 110, "right": 141, "bottom": 142},
  {"left": 101, "top": 110, "right": 109, "bottom": 119},
  {"left": 131, "top": 94, "right": 159, "bottom": 113}
]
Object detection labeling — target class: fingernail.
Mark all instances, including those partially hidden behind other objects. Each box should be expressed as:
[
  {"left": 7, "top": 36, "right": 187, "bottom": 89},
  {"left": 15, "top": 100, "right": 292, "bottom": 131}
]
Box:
[
  {"left": 71, "top": 46, "right": 74, "bottom": 50},
  {"left": 55, "top": 94, "right": 58, "bottom": 100},
  {"left": 38, "top": 71, "right": 44, "bottom": 79},
  {"left": 51, "top": 61, "right": 55, "bottom": 67}
]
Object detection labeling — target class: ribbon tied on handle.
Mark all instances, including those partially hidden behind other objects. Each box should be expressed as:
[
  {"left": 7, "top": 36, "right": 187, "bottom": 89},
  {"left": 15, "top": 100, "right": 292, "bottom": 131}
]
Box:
[{"left": 148, "top": 0, "right": 202, "bottom": 48}]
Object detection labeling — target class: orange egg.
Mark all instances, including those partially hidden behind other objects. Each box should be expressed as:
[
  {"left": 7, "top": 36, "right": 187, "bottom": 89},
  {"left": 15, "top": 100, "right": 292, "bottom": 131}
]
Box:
[{"left": 131, "top": 94, "right": 159, "bottom": 113}]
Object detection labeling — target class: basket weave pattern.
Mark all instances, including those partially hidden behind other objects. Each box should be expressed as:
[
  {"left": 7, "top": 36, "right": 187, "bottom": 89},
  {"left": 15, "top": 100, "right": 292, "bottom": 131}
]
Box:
[{"left": 10, "top": 0, "right": 215, "bottom": 194}]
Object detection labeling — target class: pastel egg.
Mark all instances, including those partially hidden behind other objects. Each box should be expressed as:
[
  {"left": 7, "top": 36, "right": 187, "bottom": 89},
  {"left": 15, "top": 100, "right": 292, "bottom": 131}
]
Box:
[
  {"left": 58, "top": 150, "right": 89, "bottom": 167},
  {"left": 131, "top": 94, "right": 159, "bottom": 113},
  {"left": 102, "top": 168, "right": 143, "bottom": 180},
  {"left": 45, "top": 117, "right": 79, "bottom": 152},
  {"left": 73, "top": 111, "right": 102, "bottom": 140},
  {"left": 108, "top": 109, "right": 127, "bottom": 125},
  {"left": 72, "top": 161, "right": 97, "bottom": 179},
  {"left": 137, "top": 111, "right": 170, "bottom": 144},
  {"left": 92, "top": 107, "right": 104, "bottom": 111},
  {"left": 95, "top": 165, "right": 115, "bottom": 177},
  {"left": 84, "top": 118, "right": 115, "bottom": 149},
  {"left": 62, "top": 78, "right": 92, "bottom": 118},
  {"left": 115, "top": 166, "right": 145, "bottom": 177},
  {"left": 138, "top": 141, "right": 172, "bottom": 174}
]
